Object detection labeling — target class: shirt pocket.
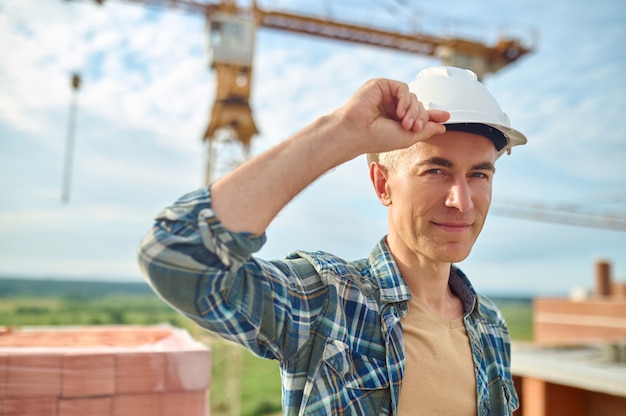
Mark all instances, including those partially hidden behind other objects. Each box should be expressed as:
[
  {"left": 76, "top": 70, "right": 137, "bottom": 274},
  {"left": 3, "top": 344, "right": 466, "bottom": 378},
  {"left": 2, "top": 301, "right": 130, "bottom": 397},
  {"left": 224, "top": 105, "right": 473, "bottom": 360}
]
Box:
[{"left": 322, "top": 338, "right": 389, "bottom": 391}]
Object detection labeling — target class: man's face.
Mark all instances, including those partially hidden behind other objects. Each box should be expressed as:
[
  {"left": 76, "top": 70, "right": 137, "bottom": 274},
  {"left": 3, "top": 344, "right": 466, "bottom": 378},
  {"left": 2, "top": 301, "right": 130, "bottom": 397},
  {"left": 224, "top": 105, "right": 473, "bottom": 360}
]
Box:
[{"left": 375, "top": 131, "right": 497, "bottom": 264}]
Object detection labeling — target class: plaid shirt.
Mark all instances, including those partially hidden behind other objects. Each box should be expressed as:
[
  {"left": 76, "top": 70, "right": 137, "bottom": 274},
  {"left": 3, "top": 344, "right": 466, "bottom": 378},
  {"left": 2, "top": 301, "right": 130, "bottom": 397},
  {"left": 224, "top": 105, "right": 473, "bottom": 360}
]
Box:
[{"left": 138, "top": 187, "right": 519, "bottom": 415}]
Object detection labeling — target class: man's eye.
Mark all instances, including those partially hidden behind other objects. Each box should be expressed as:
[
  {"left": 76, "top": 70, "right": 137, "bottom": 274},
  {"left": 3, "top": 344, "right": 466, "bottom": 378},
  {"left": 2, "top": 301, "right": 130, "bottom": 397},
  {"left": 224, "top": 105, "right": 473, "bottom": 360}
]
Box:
[
  {"left": 469, "top": 172, "right": 489, "bottom": 179},
  {"left": 426, "top": 168, "right": 444, "bottom": 175}
]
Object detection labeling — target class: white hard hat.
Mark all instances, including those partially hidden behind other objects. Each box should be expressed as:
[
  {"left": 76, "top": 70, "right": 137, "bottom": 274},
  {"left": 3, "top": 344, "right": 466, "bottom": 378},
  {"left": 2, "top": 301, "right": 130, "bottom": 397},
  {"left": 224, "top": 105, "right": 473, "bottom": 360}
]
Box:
[{"left": 409, "top": 66, "right": 527, "bottom": 156}]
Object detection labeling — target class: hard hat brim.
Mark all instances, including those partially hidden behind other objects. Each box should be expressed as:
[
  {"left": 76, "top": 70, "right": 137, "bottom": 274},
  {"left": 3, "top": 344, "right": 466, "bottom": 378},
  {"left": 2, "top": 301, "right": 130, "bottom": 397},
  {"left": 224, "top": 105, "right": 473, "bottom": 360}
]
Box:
[
  {"left": 445, "top": 123, "right": 508, "bottom": 151},
  {"left": 444, "top": 122, "right": 527, "bottom": 156}
]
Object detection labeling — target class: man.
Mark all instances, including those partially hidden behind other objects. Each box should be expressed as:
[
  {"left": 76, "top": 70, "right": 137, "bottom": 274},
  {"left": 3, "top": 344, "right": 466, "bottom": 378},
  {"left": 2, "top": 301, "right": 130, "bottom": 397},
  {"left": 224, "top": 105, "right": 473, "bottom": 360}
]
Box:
[{"left": 138, "top": 66, "right": 526, "bottom": 415}]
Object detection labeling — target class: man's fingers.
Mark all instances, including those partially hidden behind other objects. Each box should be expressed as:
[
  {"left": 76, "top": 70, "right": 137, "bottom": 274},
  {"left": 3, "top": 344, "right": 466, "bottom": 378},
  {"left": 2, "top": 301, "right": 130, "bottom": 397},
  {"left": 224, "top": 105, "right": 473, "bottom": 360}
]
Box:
[
  {"left": 396, "top": 90, "right": 451, "bottom": 134},
  {"left": 427, "top": 109, "right": 451, "bottom": 123},
  {"left": 353, "top": 78, "right": 451, "bottom": 153},
  {"left": 399, "top": 94, "right": 427, "bottom": 131},
  {"left": 407, "top": 109, "right": 450, "bottom": 133}
]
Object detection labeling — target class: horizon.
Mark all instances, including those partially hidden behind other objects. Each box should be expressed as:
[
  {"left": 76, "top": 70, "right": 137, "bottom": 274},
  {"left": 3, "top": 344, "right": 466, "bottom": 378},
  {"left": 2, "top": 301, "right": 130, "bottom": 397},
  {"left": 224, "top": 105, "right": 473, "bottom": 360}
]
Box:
[{"left": 0, "top": 273, "right": 585, "bottom": 299}]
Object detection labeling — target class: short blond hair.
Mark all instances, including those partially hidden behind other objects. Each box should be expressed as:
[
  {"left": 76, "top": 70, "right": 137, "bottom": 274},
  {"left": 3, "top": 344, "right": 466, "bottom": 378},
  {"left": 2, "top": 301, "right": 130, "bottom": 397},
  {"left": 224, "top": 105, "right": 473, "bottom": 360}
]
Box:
[{"left": 366, "top": 145, "right": 416, "bottom": 171}]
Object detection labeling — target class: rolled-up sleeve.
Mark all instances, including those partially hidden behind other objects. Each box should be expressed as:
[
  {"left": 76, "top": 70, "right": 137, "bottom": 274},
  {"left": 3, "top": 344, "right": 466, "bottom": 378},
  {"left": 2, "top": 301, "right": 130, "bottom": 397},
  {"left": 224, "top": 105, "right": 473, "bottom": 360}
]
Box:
[{"left": 137, "top": 187, "right": 325, "bottom": 361}]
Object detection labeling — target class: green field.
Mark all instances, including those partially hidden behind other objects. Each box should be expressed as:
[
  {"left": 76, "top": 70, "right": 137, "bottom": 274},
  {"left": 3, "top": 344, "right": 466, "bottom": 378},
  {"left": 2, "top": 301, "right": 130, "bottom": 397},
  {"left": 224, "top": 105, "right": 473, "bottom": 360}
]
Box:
[
  {"left": 0, "top": 278, "right": 532, "bottom": 416},
  {"left": 497, "top": 301, "right": 534, "bottom": 341}
]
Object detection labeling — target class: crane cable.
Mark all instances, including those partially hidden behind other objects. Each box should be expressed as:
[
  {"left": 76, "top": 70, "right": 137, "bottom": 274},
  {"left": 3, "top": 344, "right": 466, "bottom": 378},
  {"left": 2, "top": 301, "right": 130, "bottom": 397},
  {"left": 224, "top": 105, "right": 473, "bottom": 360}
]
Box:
[
  {"left": 61, "top": 1, "right": 83, "bottom": 204},
  {"left": 491, "top": 197, "right": 626, "bottom": 232}
]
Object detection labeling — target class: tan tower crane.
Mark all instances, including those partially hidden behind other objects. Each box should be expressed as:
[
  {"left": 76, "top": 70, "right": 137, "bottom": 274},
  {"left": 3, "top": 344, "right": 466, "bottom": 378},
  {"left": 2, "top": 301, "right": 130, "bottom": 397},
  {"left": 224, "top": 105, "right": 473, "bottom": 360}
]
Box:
[{"left": 66, "top": 0, "right": 533, "bottom": 184}]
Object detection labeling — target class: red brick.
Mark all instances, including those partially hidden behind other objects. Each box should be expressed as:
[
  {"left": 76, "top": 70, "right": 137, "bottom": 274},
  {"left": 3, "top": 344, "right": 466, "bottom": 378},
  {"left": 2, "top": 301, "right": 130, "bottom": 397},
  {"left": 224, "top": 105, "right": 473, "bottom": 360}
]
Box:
[
  {"left": 613, "top": 282, "right": 626, "bottom": 299},
  {"left": 1, "top": 397, "right": 58, "bottom": 416},
  {"left": 522, "top": 377, "right": 546, "bottom": 416},
  {"left": 0, "top": 326, "right": 173, "bottom": 348},
  {"left": 62, "top": 352, "right": 115, "bottom": 398},
  {"left": 534, "top": 298, "right": 626, "bottom": 317},
  {"left": 535, "top": 321, "right": 626, "bottom": 345},
  {"left": 512, "top": 375, "right": 522, "bottom": 416},
  {"left": 115, "top": 352, "right": 165, "bottom": 394},
  {"left": 161, "top": 391, "right": 208, "bottom": 416},
  {"left": 521, "top": 377, "right": 587, "bottom": 416},
  {"left": 113, "top": 393, "right": 161, "bottom": 416},
  {"left": 58, "top": 396, "right": 112, "bottom": 416},
  {"left": 534, "top": 298, "right": 626, "bottom": 345},
  {"left": 0, "top": 353, "right": 7, "bottom": 399},
  {"left": 165, "top": 350, "right": 211, "bottom": 392},
  {"left": 5, "top": 352, "right": 63, "bottom": 398},
  {"left": 588, "top": 391, "right": 626, "bottom": 416}
]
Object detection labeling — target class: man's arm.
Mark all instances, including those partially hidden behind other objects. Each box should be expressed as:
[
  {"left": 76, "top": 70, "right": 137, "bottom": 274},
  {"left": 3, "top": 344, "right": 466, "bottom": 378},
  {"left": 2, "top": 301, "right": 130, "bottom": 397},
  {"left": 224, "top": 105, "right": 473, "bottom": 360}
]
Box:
[
  {"left": 211, "top": 78, "right": 449, "bottom": 235},
  {"left": 138, "top": 78, "right": 449, "bottom": 358}
]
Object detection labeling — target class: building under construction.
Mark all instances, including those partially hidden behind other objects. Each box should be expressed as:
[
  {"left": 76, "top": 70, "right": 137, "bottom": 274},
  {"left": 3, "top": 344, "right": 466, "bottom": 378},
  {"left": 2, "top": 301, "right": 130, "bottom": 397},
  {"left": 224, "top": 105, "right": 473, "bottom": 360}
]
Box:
[{"left": 512, "top": 260, "right": 626, "bottom": 416}]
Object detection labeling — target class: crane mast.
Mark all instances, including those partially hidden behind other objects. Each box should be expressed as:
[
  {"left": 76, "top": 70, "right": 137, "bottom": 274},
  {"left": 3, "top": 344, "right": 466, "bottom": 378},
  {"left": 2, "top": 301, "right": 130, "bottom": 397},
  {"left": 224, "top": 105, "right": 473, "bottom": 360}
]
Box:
[{"left": 65, "top": 0, "right": 533, "bottom": 184}]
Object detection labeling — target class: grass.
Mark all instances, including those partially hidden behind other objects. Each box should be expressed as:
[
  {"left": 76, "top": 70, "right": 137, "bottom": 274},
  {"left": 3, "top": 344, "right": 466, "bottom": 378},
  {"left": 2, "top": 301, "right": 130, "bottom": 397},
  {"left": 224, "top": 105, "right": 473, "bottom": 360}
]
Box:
[
  {"left": 496, "top": 301, "right": 534, "bottom": 341},
  {"left": 240, "top": 348, "right": 283, "bottom": 415},
  {"left": 1, "top": 288, "right": 532, "bottom": 416},
  {"left": 0, "top": 295, "right": 191, "bottom": 328}
]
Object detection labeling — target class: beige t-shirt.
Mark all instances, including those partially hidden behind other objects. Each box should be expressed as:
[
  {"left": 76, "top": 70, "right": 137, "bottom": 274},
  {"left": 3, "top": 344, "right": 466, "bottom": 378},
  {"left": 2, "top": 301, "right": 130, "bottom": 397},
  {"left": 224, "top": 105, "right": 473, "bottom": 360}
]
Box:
[{"left": 396, "top": 297, "right": 477, "bottom": 416}]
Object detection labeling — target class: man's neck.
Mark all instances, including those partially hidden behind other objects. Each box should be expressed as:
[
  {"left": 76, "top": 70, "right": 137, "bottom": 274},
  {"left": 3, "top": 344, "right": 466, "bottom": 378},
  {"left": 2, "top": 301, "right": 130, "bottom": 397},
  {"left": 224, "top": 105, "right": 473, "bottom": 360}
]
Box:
[{"left": 387, "top": 240, "right": 463, "bottom": 320}]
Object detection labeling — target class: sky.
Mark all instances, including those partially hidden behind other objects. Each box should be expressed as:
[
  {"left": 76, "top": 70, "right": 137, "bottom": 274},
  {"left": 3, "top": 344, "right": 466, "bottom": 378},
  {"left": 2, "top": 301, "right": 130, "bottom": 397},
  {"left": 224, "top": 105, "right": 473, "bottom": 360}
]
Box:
[{"left": 1, "top": 0, "right": 625, "bottom": 296}]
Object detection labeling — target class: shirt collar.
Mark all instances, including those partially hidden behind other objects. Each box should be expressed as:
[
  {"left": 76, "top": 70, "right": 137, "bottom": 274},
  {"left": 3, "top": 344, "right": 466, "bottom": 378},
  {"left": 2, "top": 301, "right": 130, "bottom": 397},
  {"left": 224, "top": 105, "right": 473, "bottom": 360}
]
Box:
[
  {"left": 448, "top": 266, "right": 479, "bottom": 315},
  {"left": 368, "top": 238, "right": 412, "bottom": 304},
  {"left": 368, "top": 237, "right": 478, "bottom": 315}
]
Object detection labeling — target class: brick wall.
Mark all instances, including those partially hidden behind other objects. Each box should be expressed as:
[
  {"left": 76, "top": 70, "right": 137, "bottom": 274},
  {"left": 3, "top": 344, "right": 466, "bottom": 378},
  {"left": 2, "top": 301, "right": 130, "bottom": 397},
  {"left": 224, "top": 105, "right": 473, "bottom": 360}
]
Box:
[
  {"left": 515, "top": 376, "right": 626, "bottom": 416},
  {"left": 534, "top": 298, "right": 626, "bottom": 345},
  {"left": 0, "top": 325, "right": 211, "bottom": 416}
]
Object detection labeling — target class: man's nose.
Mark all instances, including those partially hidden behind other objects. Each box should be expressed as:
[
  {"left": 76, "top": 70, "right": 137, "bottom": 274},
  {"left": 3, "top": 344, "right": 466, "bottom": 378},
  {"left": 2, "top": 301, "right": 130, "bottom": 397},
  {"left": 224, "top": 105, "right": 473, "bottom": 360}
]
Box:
[{"left": 445, "top": 178, "right": 474, "bottom": 212}]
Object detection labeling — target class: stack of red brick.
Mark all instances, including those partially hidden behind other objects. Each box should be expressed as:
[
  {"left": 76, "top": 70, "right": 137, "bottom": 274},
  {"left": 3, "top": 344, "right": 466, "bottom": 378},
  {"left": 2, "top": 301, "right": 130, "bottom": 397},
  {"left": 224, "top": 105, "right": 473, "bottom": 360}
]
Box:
[{"left": 0, "top": 325, "right": 211, "bottom": 416}]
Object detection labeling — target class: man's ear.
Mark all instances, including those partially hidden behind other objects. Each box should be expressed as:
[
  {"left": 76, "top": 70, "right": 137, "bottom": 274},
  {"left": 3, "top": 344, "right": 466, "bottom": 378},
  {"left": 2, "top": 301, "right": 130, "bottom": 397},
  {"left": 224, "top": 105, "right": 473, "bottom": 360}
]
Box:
[{"left": 369, "top": 162, "right": 392, "bottom": 206}]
